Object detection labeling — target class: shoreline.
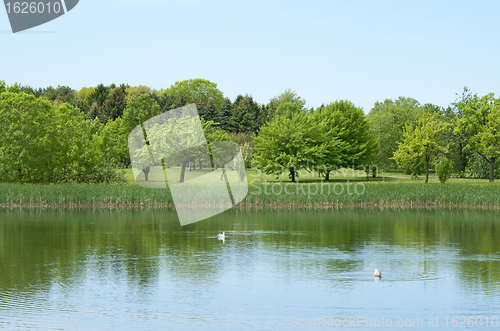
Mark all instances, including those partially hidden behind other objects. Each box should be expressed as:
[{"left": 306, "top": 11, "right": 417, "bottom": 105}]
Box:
[
  {"left": 1, "top": 201, "right": 499, "bottom": 211},
  {"left": 1, "top": 181, "right": 499, "bottom": 211}
]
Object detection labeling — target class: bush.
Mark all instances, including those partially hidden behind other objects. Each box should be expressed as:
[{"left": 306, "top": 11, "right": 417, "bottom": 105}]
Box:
[{"left": 436, "top": 157, "right": 453, "bottom": 183}]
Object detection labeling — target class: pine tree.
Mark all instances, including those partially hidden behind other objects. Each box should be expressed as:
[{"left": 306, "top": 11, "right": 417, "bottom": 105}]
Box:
[
  {"left": 204, "top": 97, "right": 219, "bottom": 123},
  {"left": 103, "top": 87, "right": 127, "bottom": 120},
  {"left": 218, "top": 98, "right": 233, "bottom": 130},
  {"left": 228, "top": 98, "right": 253, "bottom": 133},
  {"left": 194, "top": 96, "right": 207, "bottom": 120}
]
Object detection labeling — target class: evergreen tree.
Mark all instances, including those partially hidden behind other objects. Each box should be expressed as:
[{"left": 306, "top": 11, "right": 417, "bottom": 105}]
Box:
[
  {"left": 228, "top": 97, "right": 253, "bottom": 133},
  {"left": 204, "top": 97, "right": 219, "bottom": 123},
  {"left": 88, "top": 101, "right": 105, "bottom": 122},
  {"left": 90, "top": 84, "right": 110, "bottom": 108},
  {"left": 194, "top": 96, "right": 207, "bottom": 120},
  {"left": 103, "top": 87, "right": 127, "bottom": 121},
  {"left": 218, "top": 98, "right": 233, "bottom": 130}
]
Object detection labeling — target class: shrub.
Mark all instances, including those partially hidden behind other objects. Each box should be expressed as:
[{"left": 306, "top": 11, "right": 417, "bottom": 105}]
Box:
[{"left": 436, "top": 157, "right": 453, "bottom": 183}]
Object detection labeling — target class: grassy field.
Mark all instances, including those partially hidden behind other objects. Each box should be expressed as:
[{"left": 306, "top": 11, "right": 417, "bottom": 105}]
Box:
[{"left": 0, "top": 168, "right": 499, "bottom": 209}]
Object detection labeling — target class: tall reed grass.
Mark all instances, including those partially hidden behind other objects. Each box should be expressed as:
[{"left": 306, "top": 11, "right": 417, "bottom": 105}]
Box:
[{"left": 0, "top": 181, "right": 499, "bottom": 209}]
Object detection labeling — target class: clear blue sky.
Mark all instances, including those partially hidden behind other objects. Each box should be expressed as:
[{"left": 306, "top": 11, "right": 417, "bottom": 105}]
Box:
[{"left": 1, "top": 0, "right": 499, "bottom": 113}]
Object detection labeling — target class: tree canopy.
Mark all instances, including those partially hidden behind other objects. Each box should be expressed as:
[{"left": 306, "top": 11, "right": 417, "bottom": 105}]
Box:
[
  {"left": 166, "top": 79, "right": 225, "bottom": 109},
  {"left": 392, "top": 112, "right": 449, "bottom": 183},
  {"left": 454, "top": 92, "right": 500, "bottom": 182},
  {"left": 0, "top": 91, "right": 121, "bottom": 184},
  {"left": 253, "top": 103, "right": 326, "bottom": 182}
]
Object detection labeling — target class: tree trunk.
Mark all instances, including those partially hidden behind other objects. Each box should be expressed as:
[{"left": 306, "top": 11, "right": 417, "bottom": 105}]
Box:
[
  {"left": 325, "top": 171, "right": 330, "bottom": 181},
  {"left": 290, "top": 168, "right": 296, "bottom": 182},
  {"left": 179, "top": 162, "right": 187, "bottom": 183},
  {"left": 490, "top": 157, "right": 496, "bottom": 182},
  {"left": 221, "top": 168, "right": 226, "bottom": 181},
  {"left": 143, "top": 166, "right": 150, "bottom": 182},
  {"left": 199, "top": 160, "right": 202, "bottom": 169},
  {"left": 425, "top": 157, "right": 430, "bottom": 184}
]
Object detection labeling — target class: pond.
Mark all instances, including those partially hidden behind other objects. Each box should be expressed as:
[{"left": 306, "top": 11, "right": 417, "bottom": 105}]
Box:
[{"left": 0, "top": 208, "right": 499, "bottom": 330}]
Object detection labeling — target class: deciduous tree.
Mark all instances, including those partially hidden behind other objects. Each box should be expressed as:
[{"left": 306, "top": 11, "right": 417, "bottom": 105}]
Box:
[
  {"left": 454, "top": 92, "right": 500, "bottom": 182},
  {"left": 253, "top": 103, "right": 325, "bottom": 182},
  {"left": 392, "top": 113, "right": 449, "bottom": 183}
]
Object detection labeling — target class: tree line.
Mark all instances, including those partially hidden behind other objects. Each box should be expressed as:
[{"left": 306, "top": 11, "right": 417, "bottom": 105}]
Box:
[{"left": 1, "top": 79, "right": 499, "bottom": 184}]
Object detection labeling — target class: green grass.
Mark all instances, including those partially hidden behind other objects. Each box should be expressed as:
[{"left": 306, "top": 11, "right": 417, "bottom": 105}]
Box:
[
  {"left": 0, "top": 183, "right": 174, "bottom": 207},
  {"left": 1, "top": 168, "right": 499, "bottom": 209}
]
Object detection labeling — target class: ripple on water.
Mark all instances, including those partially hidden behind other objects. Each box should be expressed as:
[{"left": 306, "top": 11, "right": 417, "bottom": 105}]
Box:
[
  {"left": 0, "top": 290, "right": 50, "bottom": 313},
  {"left": 328, "top": 271, "right": 444, "bottom": 282}
]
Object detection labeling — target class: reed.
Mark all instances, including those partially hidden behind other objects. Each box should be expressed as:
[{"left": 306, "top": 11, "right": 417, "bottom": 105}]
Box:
[{"left": 0, "top": 180, "right": 499, "bottom": 209}]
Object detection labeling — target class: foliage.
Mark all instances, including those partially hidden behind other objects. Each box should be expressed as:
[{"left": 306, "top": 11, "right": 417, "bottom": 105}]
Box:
[
  {"left": 0, "top": 80, "right": 21, "bottom": 94},
  {"left": 314, "top": 100, "right": 378, "bottom": 180},
  {"left": 0, "top": 92, "right": 54, "bottom": 183},
  {"left": 0, "top": 92, "right": 122, "bottom": 184},
  {"left": 125, "top": 85, "right": 152, "bottom": 100},
  {"left": 466, "top": 153, "right": 500, "bottom": 180},
  {"left": 392, "top": 112, "right": 449, "bottom": 183},
  {"left": 454, "top": 92, "right": 500, "bottom": 182},
  {"left": 218, "top": 98, "right": 233, "bottom": 130},
  {"left": 253, "top": 103, "right": 325, "bottom": 182},
  {"left": 435, "top": 157, "right": 453, "bottom": 183},
  {"left": 166, "top": 79, "right": 224, "bottom": 109},
  {"left": 262, "top": 89, "right": 306, "bottom": 126},
  {"left": 90, "top": 84, "right": 110, "bottom": 109},
  {"left": 103, "top": 87, "right": 127, "bottom": 121},
  {"left": 409, "top": 161, "right": 425, "bottom": 180},
  {"left": 99, "top": 118, "right": 129, "bottom": 167},
  {"left": 368, "top": 97, "right": 425, "bottom": 170},
  {"left": 122, "top": 94, "right": 161, "bottom": 134},
  {"left": 227, "top": 96, "right": 255, "bottom": 133},
  {"left": 228, "top": 132, "right": 254, "bottom": 168}
]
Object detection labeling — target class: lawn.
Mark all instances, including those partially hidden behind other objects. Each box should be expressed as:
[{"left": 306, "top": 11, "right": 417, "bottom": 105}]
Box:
[{"left": 1, "top": 167, "right": 498, "bottom": 209}]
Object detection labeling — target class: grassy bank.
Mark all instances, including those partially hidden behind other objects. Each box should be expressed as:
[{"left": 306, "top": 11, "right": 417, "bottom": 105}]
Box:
[{"left": 1, "top": 178, "right": 499, "bottom": 209}]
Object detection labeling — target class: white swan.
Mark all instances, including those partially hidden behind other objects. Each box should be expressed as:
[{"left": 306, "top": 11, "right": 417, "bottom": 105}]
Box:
[
  {"left": 217, "top": 232, "right": 225, "bottom": 240},
  {"left": 374, "top": 269, "right": 382, "bottom": 277}
]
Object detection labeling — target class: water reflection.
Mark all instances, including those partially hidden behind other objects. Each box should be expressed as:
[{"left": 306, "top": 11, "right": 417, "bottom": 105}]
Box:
[{"left": 0, "top": 208, "right": 499, "bottom": 330}]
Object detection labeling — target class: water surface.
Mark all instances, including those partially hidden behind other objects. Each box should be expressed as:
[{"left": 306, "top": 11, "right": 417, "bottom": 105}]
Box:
[{"left": 0, "top": 208, "right": 499, "bottom": 330}]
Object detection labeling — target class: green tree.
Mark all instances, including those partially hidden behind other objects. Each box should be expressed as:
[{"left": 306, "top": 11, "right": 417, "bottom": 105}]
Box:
[
  {"left": 99, "top": 118, "right": 129, "bottom": 167},
  {"left": 435, "top": 157, "right": 454, "bottom": 183},
  {"left": 314, "top": 100, "right": 378, "bottom": 180},
  {"left": 103, "top": 87, "right": 127, "bottom": 121},
  {"left": 368, "top": 97, "right": 425, "bottom": 170},
  {"left": 131, "top": 117, "right": 229, "bottom": 183},
  {"left": 218, "top": 98, "right": 233, "bottom": 130},
  {"left": 203, "top": 97, "right": 219, "bottom": 123},
  {"left": 253, "top": 103, "right": 325, "bottom": 182},
  {"left": 0, "top": 80, "right": 21, "bottom": 94},
  {"left": 454, "top": 92, "right": 500, "bottom": 182},
  {"left": 227, "top": 97, "right": 254, "bottom": 133},
  {"left": 90, "top": 84, "right": 110, "bottom": 108},
  {"left": 125, "top": 85, "right": 152, "bottom": 100},
  {"left": 0, "top": 92, "right": 121, "bottom": 183},
  {"left": 42, "top": 85, "right": 76, "bottom": 104},
  {"left": 166, "top": 79, "right": 224, "bottom": 109},
  {"left": 74, "top": 86, "right": 95, "bottom": 114},
  {"left": 122, "top": 94, "right": 161, "bottom": 135},
  {"left": 0, "top": 92, "right": 54, "bottom": 183},
  {"left": 392, "top": 113, "right": 449, "bottom": 183},
  {"left": 269, "top": 89, "right": 306, "bottom": 111}
]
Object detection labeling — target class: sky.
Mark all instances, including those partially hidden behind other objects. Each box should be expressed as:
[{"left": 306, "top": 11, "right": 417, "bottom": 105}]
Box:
[{"left": 1, "top": 0, "right": 499, "bottom": 113}]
